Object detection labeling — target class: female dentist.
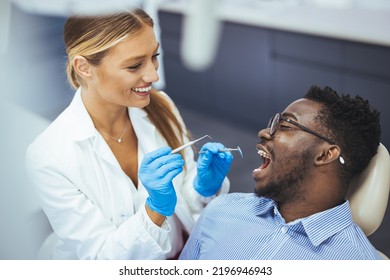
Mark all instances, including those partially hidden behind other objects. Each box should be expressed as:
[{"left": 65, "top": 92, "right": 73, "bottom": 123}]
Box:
[{"left": 25, "top": 9, "right": 233, "bottom": 260}]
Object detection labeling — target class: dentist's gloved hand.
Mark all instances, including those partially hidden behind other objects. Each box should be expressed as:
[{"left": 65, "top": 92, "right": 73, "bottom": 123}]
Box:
[
  {"left": 139, "top": 147, "right": 184, "bottom": 217},
  {"left": 194, "top": 142, "right": 233, "bottom": 197}
]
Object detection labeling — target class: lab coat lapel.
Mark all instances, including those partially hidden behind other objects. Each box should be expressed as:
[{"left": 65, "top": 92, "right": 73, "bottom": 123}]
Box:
[
  {"left": 69, "top": 88, "right": 124, "bottom": 168},
  {"left": 92, "top": 135, "right": 121, "bottom": 168},
  {"left": 129, "top": 108, "right": 160, "bottom": 155},
  {"left": 129, "top": 107, "right": 166, "bottom": 203},
  {"left": 69, "top": 88, "right": 97, "bottom": 142}
]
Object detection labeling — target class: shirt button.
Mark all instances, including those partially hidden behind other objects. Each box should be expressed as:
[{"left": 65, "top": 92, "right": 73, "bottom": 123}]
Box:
[{"left": 281, "top": 226, "right": 288, "bottom": 234}]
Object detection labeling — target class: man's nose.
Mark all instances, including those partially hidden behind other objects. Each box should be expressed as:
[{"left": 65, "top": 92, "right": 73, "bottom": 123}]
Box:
[{"left": 258, "top": 128, "right": 272, "bottom": 141}]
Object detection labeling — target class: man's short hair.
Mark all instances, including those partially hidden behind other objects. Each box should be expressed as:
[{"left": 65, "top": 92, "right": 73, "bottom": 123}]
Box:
[{"left": 304, "top": 85, "right": 381, "bottom": 179}]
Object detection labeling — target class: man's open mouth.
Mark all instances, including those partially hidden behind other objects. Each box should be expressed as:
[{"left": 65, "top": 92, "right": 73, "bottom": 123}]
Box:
[{"left": 254, "top": 150, "right": 271, "bottom": 172}]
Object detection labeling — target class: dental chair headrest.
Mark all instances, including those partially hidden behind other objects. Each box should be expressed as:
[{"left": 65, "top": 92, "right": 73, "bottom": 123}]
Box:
[{"left": 347, "top": 143, "right": 390, "bottom": 236}]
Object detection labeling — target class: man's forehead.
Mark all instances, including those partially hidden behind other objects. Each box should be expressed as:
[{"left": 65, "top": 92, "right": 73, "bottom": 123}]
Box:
[{"left": 283, "top": 98, "right": 322, "bottom": 117}]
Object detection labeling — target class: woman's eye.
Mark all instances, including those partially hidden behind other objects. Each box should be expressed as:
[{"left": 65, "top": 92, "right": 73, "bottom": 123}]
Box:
[
  {"left": 127, "top": 63, "right": 142, "bottom": 71},
  {"left": 152, "top": 53, "right": 160, "bottom": 61}
]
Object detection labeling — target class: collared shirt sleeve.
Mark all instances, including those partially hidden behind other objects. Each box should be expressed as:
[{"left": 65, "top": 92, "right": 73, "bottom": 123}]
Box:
[{"left": 178, "top": 202, "right": 206, "bottom": 260}]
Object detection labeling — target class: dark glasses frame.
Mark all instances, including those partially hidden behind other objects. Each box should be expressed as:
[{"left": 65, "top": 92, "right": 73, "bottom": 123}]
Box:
[
  {"left": 267, "top": 113, "right": 345, "bottom": 164},
  {"left": 268, "top": 113, "right": 336, "bottom": 145}
]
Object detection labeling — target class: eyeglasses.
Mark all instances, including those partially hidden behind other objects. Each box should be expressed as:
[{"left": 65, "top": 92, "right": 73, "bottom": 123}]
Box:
[
  {"left": 267, "top": 113, "right": 345, "bottom": 164},
  {"left": 268, "top": 113, "right": 336, "bottom": 145}
]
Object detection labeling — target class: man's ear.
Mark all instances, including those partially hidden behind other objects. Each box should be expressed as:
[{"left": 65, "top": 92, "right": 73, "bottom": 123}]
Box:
[
  {"left": 315, "top": 145, "right": 342, "bottom": 166},
  {"left": 73, "top": 55, "right": 92, "bottom": 79}
]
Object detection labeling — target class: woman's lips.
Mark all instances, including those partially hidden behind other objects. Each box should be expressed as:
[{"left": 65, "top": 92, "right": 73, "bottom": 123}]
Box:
[{"left": 131, "top": 85, "right": 152, "bottom": 96}]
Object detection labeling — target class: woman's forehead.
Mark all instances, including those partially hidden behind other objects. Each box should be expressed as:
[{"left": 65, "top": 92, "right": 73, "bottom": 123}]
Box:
[{"left": 102, "top": 26, "right": 158, "bottom": 63}]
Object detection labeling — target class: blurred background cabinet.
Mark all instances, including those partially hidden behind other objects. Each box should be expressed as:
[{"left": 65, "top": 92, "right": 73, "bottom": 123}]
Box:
[
  {"left": 159, "top": 11, "right": 390, "bottom": 257},
  {"left": 159, "top": 11, "right": 390, "bottom": 148}
]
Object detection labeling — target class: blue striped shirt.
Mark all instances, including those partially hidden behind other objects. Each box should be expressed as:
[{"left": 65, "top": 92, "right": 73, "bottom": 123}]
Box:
[{"left": 179, "top": 193, "right": 382, "bottom": 260}]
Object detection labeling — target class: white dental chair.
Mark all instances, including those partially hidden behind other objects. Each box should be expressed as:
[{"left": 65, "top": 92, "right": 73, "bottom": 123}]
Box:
[{"left": 347, "top": 143, "right": 390, "bottom": 259}]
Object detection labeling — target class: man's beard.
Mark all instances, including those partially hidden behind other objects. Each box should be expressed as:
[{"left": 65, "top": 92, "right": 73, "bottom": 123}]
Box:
[{"left": 254, "top": 150, "right": 310, "bottom": 203}]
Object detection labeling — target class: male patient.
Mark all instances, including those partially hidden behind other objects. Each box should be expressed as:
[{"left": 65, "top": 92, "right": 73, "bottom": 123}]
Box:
[{"left": 180, "top": 85, "right": 382, "bottom": 260}]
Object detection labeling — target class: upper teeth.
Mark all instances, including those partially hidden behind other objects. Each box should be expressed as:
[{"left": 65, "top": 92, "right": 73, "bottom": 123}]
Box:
[
  {"left": 258, "top": 150, "right": 271, "bottom": 159},
  {"left": 132, "top": 86, "right": 152, "bottom": 92}
]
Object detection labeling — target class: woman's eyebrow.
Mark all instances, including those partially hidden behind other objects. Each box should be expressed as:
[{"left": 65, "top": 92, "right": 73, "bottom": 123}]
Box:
[{"left": 123, "top": 44, "right": 160, "bottom": 63}]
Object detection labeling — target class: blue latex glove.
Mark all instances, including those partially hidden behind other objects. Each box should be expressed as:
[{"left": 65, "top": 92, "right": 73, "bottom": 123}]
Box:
[
  {"left": 194, "top": 142, "right": 233, "bottom": 197},
  {"left": 139, "top": 147, "right": 184, "bottom": 217}
]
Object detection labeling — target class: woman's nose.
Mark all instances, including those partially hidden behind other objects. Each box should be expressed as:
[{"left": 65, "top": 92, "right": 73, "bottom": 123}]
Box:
[{"left": 142, "top": 62, "right": 159, "bottom": 83}]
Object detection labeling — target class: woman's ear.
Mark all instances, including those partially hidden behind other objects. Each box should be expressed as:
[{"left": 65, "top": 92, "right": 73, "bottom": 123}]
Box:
[
  {"left": 73, "top": 55, "right": 92, "bottom": 80},
  {"left": 315, "top": 145, "right": 341, "bottom": 166}
]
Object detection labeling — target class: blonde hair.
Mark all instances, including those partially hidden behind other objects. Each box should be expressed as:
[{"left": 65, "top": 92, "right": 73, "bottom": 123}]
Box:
[
  {"left": 64, "top": 10, "right": 189, "bottom": 156},
  {"left": 64, "top": 9, "right": 153, "bottom": 89}
]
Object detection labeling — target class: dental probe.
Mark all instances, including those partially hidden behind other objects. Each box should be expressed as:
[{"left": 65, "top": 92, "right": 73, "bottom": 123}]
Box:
[
  {"left": 170, "top": 134, "right": 212, "bottom": 154},
  {"left": 200, "top": 146, "right": 244, "bottom": 158}
]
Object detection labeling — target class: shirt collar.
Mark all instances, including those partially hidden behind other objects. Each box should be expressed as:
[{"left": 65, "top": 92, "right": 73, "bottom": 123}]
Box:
[
  {"left": 128, "top": 106, "right": 158, "bottom": 154},
  {"left": 256, "top": 197, "right": 354, "bottom": 247},
  {"left": 68, "top": 88, "right": 155, "bottom": 145},
  {"left": 254, "top": 197, "right": 277, "bottom": 215},
  {"left": 68, "top": 88, "right": 98, "bottom": 142},
  {"left": 301, "top": 200, "right": 353, "bottom": 246}
]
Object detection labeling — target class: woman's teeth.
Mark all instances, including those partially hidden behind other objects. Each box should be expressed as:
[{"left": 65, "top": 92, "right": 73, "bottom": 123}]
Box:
[{"left": 132, "top": 86, "right": 152, "bottom": 92}]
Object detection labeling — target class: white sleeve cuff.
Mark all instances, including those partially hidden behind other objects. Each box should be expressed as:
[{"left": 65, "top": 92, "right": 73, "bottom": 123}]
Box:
[{"left": 140, "top": 204, "right": 171, "bottom": 254}]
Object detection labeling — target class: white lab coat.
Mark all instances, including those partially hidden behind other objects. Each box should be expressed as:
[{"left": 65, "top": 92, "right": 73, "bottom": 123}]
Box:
[{"left": 25, "top": 88, "right": 229, "bottom": 259}]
